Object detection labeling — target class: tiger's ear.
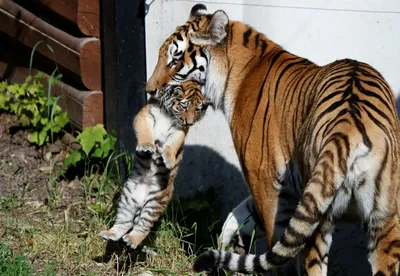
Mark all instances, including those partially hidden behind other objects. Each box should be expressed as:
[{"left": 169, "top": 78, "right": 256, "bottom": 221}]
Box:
[
  {"left": 188, "top": 4, "right": 208, "bottom": 21},
  {"left": 189, "top": 10, "right": 229, "bottom": 46}
]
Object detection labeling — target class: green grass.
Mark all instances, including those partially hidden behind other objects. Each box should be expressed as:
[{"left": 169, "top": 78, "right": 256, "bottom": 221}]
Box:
[{"left": 0, "top": 242, "right": 31, "bottom": 275}]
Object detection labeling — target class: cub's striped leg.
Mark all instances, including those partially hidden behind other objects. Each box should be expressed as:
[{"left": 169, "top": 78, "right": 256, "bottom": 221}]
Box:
[
  {"left": 123, "top": 185, "right": 173, "bottom": 249},
  {"left": 368, "top": 214, "right": 400, "bottom": 276},
  {"left": 99, "top": 177, "right": 138, "bottom": 241},
  {"left": 302, "top": 219, "right": 334, "bottom": 276}
]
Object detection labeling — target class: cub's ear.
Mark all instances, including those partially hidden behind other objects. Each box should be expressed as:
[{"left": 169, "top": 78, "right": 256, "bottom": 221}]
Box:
[
  {"left": 189, "top": 10, "right": 229, "bottom": 46},
  {"left": 188, "top": 4, "right": 208, "bottom": 21}
]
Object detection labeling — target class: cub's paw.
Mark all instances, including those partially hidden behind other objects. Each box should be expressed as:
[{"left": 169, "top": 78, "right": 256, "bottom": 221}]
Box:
[
  {"left": 99, "top": 229, "right": 121, "bottom": 241},
  {"left": 123, "top": 234, "right": 141, "bottom": 249},
  {"left": 161, "top": 149, "right": 176, "bottom": 170},
  {"left": 136, "top": 142, "right": 156, "bottom": 153}
]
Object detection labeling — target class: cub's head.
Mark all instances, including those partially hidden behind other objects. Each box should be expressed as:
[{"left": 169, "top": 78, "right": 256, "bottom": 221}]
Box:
[
  {"left": 146, "top": 4, "right": 229, "bottom": 98},
  {"left": 163, "top": 81, "right": 211, "bottom": 127}
]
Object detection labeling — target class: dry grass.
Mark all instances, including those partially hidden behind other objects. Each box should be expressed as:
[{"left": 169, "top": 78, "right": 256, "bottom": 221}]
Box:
[{"left": 0, "top": 177, "right": 209, "bottom": 276}]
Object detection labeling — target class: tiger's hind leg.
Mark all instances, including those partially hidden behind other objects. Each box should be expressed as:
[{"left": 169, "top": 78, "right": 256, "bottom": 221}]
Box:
[
  {"left": 302, "top": 219, "right": 334, "bottom": 276},
  {"left": 368, "top": 214, "right": 400, "bottom": 276}
]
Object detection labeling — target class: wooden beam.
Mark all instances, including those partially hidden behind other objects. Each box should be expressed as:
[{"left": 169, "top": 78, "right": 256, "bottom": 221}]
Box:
[
  {"left": 0, "top": 0, "right": 101, "bottom": 90},
  {"left": 101, "top": 0, "right": 147, "bottom": 178},
  {"left": 27, "top": 0, "right": 100, "bottom": 37},
  {"left": 0, "top": 62, "right": 103, "bottom": 130}
]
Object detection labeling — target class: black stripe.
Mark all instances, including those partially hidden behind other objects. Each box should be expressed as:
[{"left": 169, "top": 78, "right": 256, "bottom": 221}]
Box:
[
  {"left": 253, "top": 255, "right": 264, "bottom": 272},
  {"left": 229, "top": 23, "right": 234, "bottom": 47},
  {"left": 373, "top": 142, "right": 389, "bottom": 211},
  {"left": 222, "top": 252, "right": 232, "bottom": 268},
  {"left": 237, "top": 255, "right": 247, "bottom": 272},
  {"left": 243, "top": 28, "right": 253, "bottom": 47},
  {"left": 281, "top": 225, "right": 308, "bottom": 247},
  {"left": 307, "top": 258, "right": 322, "bottom": 269},
  {"left": 351, "top": 112, "right": 372, "bottom": 149},
  {"left": 266, "top": 251, "right": 290, "bottom": 266},
  {"left": 255, "top": 33, "right": 260, "bottom": 49},
  {"left": 260, "top": 40, "right": 267, "bottom": 58},
  {"left": 362, "top": 106, "right": 391, "bottom": 139}
]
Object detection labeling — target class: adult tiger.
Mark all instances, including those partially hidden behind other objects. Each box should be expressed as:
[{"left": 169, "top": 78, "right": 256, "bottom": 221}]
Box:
[{"left": 146, "top": 4, "right": 400, "bottom": 275}]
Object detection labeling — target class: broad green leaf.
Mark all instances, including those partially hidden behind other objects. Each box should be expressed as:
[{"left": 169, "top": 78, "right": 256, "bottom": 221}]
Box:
[
  {"left": 27, "top": 85, "right": 40, "bottom": 95},
  {"left": 17, "top": 86, "right": 26, "bottom": 97},
  {"left": 40, "top": 117, "right": 48, "bottom": 125},
  {"left": 10, "top": 102, "right": 18, "bottom": 113},
  {"left": 62, "top": 150, "right": 82, "bottom": 168},
  {"left": 77, "top": 125, "right": 105, "bottom": 156},
  {"left": 51, "top": 125, "right": 62, "bottom": 133},
  {"left": 30, "top": 115, "right": 41, "bottom": 127},
  {"left": 19, "top": 114, "right": 30, "bottom": 126},
  {"left": 25, "top": 75, "right": 33, "bottom": 83},
  {"left": 0, "top": 94, "right": 10, "bottom": 110},
  {"left": 92, "top": 147, "right": 103, "bottom": 158},
  {"left": 0, "top": 81, "right": 8, "bottom": 93},
  {"left": 7, "top": 84, "right": 19, "bottom": 95},
  {"left": 100, "top": 137, "right": 115, "bottom": 158},
  {"left": 26, "top": 103, "right": 39, "bottom": 114},
  {"left": 54, "top": 112, "right": 69, "bottom": 128},
  {"left": 92, "top": 124, "right": 107, "bottom": 136},
  {"left": 109, "top": 134, "right": 117, "bottom": 148},
  {"left": 30, "top": 131, "right": 39, "bottom": 145},
  {"left": 38, "top": 129, "right": 48, "bottom": 146}
]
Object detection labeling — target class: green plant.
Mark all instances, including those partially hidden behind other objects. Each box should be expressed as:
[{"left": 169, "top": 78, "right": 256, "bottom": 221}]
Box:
[
  {"left": 62, "top": 124, "right": 116, "bottom": 168},
  {"left": 0, "top": 243, "right": 32, "bottom": 275},
  {"left": 0, "top": 72, "right": 69, "bottom": 146}
]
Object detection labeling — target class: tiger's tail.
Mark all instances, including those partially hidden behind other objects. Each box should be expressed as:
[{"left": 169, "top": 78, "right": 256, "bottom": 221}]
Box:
[{"left": 193, "top": 144, "right": 344, "bottom": 273}]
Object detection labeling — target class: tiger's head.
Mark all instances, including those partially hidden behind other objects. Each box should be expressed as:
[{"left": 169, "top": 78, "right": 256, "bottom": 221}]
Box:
[
  {"left": 161, "top": 81, "right": 211, "bottom": 127},
  {"left": 146, "top": 4, "right": 229, "bottom": 102}
]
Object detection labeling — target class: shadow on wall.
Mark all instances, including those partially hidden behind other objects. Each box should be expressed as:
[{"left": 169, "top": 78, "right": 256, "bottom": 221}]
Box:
[{"left": 174, "top": 144, "right": 249, "bottom": 218}]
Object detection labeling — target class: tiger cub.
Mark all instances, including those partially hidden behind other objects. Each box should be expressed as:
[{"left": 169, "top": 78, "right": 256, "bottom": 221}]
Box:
[{"left": 99, "top": 81, "right": 210, "bottom": 249}]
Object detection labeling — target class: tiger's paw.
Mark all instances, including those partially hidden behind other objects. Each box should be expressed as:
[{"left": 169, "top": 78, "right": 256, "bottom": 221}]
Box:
[
  {"left": 161, "top": 148, "right": 176, "bottom": 170},
  {"left": 99, "top": 229, "right": 122, "bottom": 241},
  {"left": 136, "top": 142, "right": 156, "bottom": 153}
]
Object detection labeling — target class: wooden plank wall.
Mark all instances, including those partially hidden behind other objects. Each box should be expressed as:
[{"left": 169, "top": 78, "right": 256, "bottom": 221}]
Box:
[{"left": 0, "top": 0, "right": 103, "bottom": 129}]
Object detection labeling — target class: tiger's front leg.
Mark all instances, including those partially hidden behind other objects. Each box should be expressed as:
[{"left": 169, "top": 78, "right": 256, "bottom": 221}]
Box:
[{"left": 247, "top": 171, "right": 283, "bottom": 275}]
